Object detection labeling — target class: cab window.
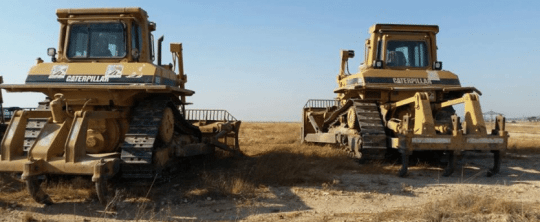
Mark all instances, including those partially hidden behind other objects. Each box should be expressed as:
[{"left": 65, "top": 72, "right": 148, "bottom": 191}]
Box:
[
  {"left": 386, "top": 41, "right": 428, "bottom": 68},
  {"left": 131, "top": 22, "right": 143, "bottom": 53},
  {"left": 67, "top": 23, "right": 126, "bottom": 58}
]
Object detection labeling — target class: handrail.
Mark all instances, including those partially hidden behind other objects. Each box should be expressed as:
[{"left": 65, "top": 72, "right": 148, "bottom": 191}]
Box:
[
  {"left": 184, "top": 109, "right": 237, "bottom": 122},
  {"left": 303, "top": 99, "right": 339, "bottom": 109}
]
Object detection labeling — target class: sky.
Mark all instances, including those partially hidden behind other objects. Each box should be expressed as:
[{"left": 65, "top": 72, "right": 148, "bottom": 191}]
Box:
[{"left": 0, "top": 0, "right": 539, "bottom": 121}]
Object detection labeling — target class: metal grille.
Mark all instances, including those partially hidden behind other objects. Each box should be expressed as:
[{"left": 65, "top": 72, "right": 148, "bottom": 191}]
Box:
[
  {"left": 303, "top": 99, "right": 339, "bottom": 108},
  {"left": 185, "top": 109, "right": 237, "bottom": 122}
]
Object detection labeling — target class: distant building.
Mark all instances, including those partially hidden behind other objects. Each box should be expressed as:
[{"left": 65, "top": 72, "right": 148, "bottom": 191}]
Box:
[{"left": 482, "top": 110, "right": 503, "bottom": 122}]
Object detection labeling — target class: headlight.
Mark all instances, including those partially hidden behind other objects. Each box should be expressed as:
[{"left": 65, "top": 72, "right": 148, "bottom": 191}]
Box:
[
  {"left": 373, "top": 60, "right": 383, "bottom": 69},
  {"left": 433, "top": 61, "right": 443, "bottom": 70},
  {"left": 346, "top": 78, "right": 363, "bottom": 87},
  {"left": 47, "top": 48, "right": 56, "bottom": 56}
]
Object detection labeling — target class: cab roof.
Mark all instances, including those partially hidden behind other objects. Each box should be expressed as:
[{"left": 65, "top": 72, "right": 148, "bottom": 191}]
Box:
[
  {"left": 56, "top": 7, "right": 148, "bottom": 20},
  {"left": 369, "top": 24, "right": 439, "bottom": 34}
]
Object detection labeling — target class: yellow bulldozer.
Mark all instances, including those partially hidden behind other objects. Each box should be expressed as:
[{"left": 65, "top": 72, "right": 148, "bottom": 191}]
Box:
[
  {"left": 302, "top": 24, "right": 508, "bottom": 177},
  {"left": 0, "top": 8, "right": 241, "bottom": 205}
]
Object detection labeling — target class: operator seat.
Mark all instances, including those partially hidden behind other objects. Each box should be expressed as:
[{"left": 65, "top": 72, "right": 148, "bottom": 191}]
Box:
[
  {"left": 92, "top": 35, "right": 112, "bottom": 57},
  {"left": 387, "top": 51, "right": 407, "bottom": 67}
]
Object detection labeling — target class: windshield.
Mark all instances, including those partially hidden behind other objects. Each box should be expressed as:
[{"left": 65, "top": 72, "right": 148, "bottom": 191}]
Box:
[
  {"left": 385, "top": 41, "right": 428, "bottom": 68},
  {"left": 67, "top": 23, "right": 126, "bottom": 58}
]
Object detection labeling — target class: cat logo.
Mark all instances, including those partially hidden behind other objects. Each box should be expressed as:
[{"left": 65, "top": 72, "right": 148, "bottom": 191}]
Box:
[
  {"left": 65, "top": 75, "right": 109, "bottom": 82},
  {"left": 392, "top": 78, "right": 431, "bottom": 85}
]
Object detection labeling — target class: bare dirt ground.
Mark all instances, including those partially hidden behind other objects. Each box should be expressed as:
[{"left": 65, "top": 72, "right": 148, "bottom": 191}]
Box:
[{"left": 0, "top": 122, "right": 539, "bottom": 221}]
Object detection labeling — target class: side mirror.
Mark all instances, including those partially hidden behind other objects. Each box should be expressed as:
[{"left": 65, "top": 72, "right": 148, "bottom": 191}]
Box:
[
  {"left": 47, "top": 48, "right": 56, "bottom": 62},
  {"left": 433, "top": 61, "right": 442, "bottom": 70}
]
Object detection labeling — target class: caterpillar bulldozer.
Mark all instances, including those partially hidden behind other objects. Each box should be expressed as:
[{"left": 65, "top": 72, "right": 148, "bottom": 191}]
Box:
[
  {"left": 302, "top": 24, "right": 508, "bottom": 177},
  {"left": 0, "top": 8, "right": 241, "bottom": 205}
]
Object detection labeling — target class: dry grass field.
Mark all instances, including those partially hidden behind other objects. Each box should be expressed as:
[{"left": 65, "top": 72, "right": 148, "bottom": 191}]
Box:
[
  {"left": 0, "top": 121, "right": 539, "bottom": 221},
  {"left": 500, "top": 122, "right": 540, "bottom": 153}
]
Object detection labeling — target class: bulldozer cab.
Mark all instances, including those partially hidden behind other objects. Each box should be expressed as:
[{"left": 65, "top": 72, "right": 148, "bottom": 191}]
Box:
[
  {"left": 361, "top": 24, "right": 441, "bottom": 71},
  {"left": 55, "top": 8, "right": 156, "bottom": 64},
  {"left": 9, "top": 7, "right": 190, "bottom": 105}
]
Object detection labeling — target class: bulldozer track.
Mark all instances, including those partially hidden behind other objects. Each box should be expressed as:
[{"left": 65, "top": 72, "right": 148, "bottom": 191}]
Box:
[
  {"left": 120, "top": 97, "right": 203, "bottom": 179},
  {"left": 120, "top": 98, "right": 169, "bottom": 179},
  {"left": 352, "top": 101, "right": 387, "bottom": 160},
  {"left": 323, "top": 100, "right": 387, "bottom": 159}
]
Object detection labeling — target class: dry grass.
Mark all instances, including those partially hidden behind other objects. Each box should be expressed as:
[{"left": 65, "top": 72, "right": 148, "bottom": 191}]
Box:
[
  {"left": 0, "top": 174, "right": 29, "bottom": 205},
  {"left": 44, "top": 176, "right": 95, "bottom": 202},
  {"left": 374, "top": 193, "right": 540, "bottom": 221},
  {"left": 241, "top": 122, "right": 360, "bottom": 184},
  {"left": 183, "top": 122, "right": 361, "bottom": 198},
  {"left": 488, "top": 122, "right": 540, "bottom": 154},
  {"left": 188, "top": 121, "right": 540, "bottom": 199},
  {"left": 239, "top": 122, "right": 302, "bottom": 154},
  {"left": 21, "top": 213, "right": 38, "bottom": 222},
  {"left": 0, "top": 174, "right": 95, "bottom": 206}
]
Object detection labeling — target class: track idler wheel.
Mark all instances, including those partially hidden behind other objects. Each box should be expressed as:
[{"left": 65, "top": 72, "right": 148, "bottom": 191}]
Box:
[
  {"left": 347, "top": 107, "right": 358, "bottom": 129},
  {"left": 487, "top": 150, "right": 501, "bottom": 177},
  {"left": 159, "top": 107, "right": 175, "bottom": 144},
  {"left": 398, "top": 150, "right": 409, "bottom": 177},
  {"left": 442, "top": 151, "right": 455, "bottom": 177},
  {"left": 26, "top": 176, "right": 52, "bottom": 205}
]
